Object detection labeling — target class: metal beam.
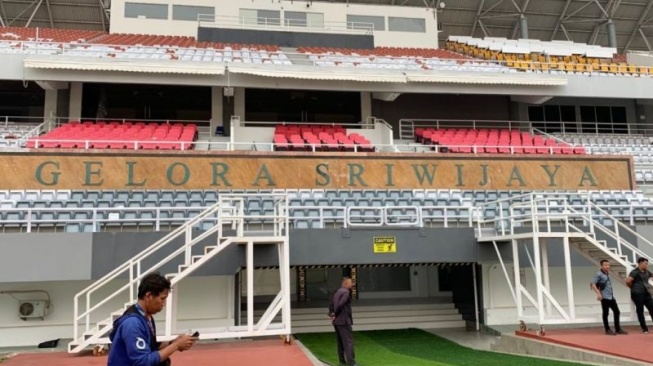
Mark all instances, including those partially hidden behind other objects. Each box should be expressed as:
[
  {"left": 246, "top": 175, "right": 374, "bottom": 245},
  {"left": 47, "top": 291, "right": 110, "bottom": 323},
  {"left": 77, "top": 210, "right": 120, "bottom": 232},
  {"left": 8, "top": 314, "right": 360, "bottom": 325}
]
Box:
[
  {"left": 551, "top": 0, "right": 572, "bottom": 40},
  {"left": 25, "top": 0, "right": 44, "bottom": 28},
  {"left": 470, "top": 0, "right": 486, "bottom": 37},
  {"left": 589, "top": 0, "right": 620, "bottom": 45},
  {"left": 511, "top": 0, "right": 530, "bottom": 39},
  {"left": 5, "top": 0, "right": 39, "bottom": 26},
  {"left": 624, "top": 0, "right": 653, "bottom": 51},
  {"left": 98, "top": 0, "right": 106, "bottom": 31},
  {"left": 44, "top": 0, "right": 53, "bottom": 28}
]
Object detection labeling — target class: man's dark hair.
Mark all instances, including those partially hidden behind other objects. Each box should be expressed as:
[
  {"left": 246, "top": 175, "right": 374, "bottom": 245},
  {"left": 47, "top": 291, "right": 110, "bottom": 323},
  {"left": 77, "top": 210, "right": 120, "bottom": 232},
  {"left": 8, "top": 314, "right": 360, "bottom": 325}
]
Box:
[
  {"left": 638, "top": 257, "right": 649, "bottom": 264},
  {"left": 600, "top": 259, "right": 609, "bottom": 265},
  {"left": 137, "top": 272, "right": 171, "bottom": 299}
]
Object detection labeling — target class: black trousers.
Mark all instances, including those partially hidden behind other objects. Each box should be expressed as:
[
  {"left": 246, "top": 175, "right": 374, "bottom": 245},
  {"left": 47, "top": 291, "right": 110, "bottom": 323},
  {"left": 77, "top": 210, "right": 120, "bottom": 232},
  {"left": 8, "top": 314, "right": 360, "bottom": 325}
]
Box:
[
  {"left": 334, "top": 325, "right": 355, "bottom": 365},
  {"left": 631, "top": 292, "right": 653, "bottom": 331},
  {"left": 600, "top": 298, "right": 621, "bottom": 331}
]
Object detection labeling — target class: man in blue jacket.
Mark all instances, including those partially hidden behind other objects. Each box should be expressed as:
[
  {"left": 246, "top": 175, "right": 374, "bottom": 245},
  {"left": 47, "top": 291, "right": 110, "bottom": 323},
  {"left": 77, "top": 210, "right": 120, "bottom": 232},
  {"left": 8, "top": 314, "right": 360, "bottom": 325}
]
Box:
[
  {"left": 108, "top": 272, "right": 197, "bottom": 366},
  {"left": 329, "top": 276, "right": 356, "bottom": 366}
]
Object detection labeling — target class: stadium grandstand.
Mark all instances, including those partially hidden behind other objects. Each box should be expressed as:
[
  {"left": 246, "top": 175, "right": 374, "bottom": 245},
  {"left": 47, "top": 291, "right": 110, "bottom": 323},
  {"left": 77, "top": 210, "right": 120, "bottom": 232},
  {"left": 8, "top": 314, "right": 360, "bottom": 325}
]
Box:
[{"left": 2, "top": 0, "right": 653, "bottom": 365}]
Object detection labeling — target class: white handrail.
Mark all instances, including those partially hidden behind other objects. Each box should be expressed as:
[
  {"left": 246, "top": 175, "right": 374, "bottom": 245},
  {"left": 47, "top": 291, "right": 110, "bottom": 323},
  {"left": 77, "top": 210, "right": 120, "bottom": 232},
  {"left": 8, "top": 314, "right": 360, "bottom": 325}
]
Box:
[{"left": 72, "top": 201, "right": 226, "bottom": 340}]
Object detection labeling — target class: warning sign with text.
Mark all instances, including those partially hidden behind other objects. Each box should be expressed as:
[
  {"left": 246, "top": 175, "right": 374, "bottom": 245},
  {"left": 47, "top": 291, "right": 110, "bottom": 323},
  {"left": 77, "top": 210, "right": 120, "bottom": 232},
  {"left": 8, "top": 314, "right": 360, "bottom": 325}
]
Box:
[{"left": 373, "top": 237, "right": 397, "bottom": 253}]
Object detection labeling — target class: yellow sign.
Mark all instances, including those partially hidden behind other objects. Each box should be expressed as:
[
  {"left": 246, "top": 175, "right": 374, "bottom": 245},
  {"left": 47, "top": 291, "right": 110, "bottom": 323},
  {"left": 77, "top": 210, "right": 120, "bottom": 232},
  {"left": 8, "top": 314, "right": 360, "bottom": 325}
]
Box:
[
  {"left": 0, "top": 151, "right": 634, "bottom": 190},
  {"left": 373, "top": 237, "right": 397, "bottom": 253}
]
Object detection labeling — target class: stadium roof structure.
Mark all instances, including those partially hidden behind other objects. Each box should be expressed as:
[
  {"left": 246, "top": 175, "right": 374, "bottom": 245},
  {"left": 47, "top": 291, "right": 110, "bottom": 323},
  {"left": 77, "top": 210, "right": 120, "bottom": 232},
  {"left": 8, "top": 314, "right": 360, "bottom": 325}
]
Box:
[
  {"left": 318, "top": 0, "right": 653, "bottom": 53},
  {"left": 0, "top": 0, "right": 652, "bottom": 52}
]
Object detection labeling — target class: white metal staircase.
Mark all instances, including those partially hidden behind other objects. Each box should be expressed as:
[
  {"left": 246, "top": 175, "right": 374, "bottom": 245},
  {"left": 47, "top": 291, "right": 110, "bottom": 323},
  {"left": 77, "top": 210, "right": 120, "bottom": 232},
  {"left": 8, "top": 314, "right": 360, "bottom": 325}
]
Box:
[
  {"left": 476, "top": 192, "right": 653, "bottom": 325},
  {"left": 68, "top": 194, "right": 291, "bottom": 353}
]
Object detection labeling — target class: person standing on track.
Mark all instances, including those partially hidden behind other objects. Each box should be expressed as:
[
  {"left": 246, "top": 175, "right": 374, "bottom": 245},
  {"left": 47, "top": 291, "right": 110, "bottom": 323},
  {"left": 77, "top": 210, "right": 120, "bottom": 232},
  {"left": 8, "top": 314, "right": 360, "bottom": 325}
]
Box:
[
  {"left": 627, "top": 257, "right": 653, "bottom": 333},
  {"left": 591, "top": 260, "right": 627, "bottom": 335}
]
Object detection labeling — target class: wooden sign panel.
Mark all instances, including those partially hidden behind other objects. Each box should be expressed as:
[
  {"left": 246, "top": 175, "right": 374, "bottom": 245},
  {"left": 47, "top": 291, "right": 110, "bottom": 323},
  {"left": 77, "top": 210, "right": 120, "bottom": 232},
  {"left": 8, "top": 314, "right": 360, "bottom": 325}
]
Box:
[{"left": 0, "top": 152, "right": 634, "bottom": 190}]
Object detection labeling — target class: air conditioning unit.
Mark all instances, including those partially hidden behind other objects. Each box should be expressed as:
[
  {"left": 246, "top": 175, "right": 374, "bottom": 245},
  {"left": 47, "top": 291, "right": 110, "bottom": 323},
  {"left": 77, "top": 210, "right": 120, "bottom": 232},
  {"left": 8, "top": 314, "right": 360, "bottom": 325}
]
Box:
[{"left": 18, "top": 300, "right": 47, "bottom": 320}]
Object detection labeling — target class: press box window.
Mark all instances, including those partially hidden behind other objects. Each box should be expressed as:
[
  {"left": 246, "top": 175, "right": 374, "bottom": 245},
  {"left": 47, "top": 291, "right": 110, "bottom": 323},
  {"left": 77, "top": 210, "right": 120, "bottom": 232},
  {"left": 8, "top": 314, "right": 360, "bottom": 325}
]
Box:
[
  {"left": 172, "top": 5, "right": 214, "bottom": 21},
  {"left": 239, "top": 9, "right": 280, "bottom": 26},
  {"left": 388, "top": 17, "right": 426, "bottom": 33},
  {"left": 347, "top": 15, "right": 384, "bottom": 31},
  {"left": 124, "top": 3, "right": 168, "bottom": 20},
  {"left": 284, "top": 11, "right": 324, "bottom": 28}
]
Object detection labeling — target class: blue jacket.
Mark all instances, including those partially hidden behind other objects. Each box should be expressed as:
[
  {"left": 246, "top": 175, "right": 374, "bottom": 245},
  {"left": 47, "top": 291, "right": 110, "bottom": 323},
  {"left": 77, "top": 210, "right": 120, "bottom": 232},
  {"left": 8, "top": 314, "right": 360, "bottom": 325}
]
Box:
[{"left": 107, "top": 304, "right": 168, "bottom": 366}]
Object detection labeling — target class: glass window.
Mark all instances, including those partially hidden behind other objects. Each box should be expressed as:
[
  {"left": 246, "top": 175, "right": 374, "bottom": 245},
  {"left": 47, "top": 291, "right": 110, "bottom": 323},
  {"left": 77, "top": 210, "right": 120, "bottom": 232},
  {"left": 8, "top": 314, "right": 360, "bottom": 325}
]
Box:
[
  {"left": 347, "top": 14, "right": 384, "bottom": 31},
  {"left": 172, "top": 5, "right": 214, "bottom": 21},
  {"left": 124, "top": 3, "right": 168, "bottom": 20},
  {"left": 388, "top": 17, "right": 426, "bottom": 33},
  {"left": 285, "top": 11, "right": 307, "bottom": 27},
  {"left": 258, "top": 10, "right": 281, "bottom": 26},
  {"left": 239, "top": 9, "right": 280, "bottom": 26}
]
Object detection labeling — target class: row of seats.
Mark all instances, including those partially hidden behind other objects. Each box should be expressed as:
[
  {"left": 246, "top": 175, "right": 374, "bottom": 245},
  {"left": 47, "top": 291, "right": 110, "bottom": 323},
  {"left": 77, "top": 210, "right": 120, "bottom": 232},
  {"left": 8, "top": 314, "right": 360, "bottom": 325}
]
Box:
[
  {"left": 446, "top": 36, "right": 648, "bottom": 76},
  {"left": 298, "top": 46, "right": 512, "bottom": 72},
  {"left": 1, "top": 188, "right": 650, "bottom": 217},
  {"left": 414, "top": 128, "right": 584, "bottom": 154},
  {"left": 0, "top": 41, "right": 293, "bottom": 64},
  {"left": 26, "top": 121, "right": 197, "bottom": 150},
  {"left": 0, "top": 27, "right": 103, "bottom": 43},
  {"left": 298, "top": 47, "right": 469, "bottom": 59},
  {"left": 273, "top": 125, "right": 373, "bottom": 152},
  {"left": 553, "top": 133, "right": 650, "bottom": 145}
]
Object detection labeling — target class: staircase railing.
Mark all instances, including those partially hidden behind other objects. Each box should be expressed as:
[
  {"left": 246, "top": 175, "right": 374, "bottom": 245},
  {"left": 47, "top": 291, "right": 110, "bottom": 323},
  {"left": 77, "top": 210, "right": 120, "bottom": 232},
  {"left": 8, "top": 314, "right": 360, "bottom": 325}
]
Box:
[
  {"left": 476, "top": 191, "right": 653, "bottom": 265},
  {"left": 566, "top": 202, "right": 653, "bottom": 265},
  {"left": 72, "top": 200, "right": 234, "bottom": 341}
]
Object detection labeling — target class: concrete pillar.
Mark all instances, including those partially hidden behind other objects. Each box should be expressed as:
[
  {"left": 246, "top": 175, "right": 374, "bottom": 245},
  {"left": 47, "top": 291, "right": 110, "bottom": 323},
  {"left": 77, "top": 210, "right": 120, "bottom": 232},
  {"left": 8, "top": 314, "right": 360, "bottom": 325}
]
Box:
[
  {"left": 211, "top": 86, "right": 224, "bottom": 135},
  {"left": 43, "top": 89, "right": 58, "bottom": 120},
  {"left": 69, "top": 82, "right": 83, "bottom": 121},
  {"left": 519, "top": 15, "right": 529, "bottom": 39},
  {"left": 360, "top": 92, "right": 372, "bottom": 123},
  {"left": 607, "top": 19, "right": 618, "bottom": 49},
  {"left": 234, "top": 87, "right": 245, "bottom": 121}
]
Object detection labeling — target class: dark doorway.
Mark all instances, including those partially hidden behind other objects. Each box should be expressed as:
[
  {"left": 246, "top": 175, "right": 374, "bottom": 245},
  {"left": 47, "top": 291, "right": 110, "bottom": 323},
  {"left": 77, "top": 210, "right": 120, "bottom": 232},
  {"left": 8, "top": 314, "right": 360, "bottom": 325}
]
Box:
[
  {"left": 82, "top": 83, "right": 211, "bottom": 121},
  {"left": 245, "top": 89, "right": 361, "bottom": 123}
]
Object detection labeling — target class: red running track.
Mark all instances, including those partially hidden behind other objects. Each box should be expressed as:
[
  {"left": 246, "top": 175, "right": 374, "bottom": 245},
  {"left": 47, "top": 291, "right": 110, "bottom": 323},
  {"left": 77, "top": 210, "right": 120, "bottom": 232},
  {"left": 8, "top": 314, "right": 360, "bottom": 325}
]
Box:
[
  {"left": 516, "top": 325, "right": 653, "bottom": 364},
  {"left": 2, "top": 340, "right": 314, "bottom": 366}
]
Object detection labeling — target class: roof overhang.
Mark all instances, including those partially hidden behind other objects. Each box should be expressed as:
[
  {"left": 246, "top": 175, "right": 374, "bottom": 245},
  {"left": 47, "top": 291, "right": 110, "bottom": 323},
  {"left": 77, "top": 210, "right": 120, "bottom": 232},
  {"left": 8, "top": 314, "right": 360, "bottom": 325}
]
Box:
[{"left": 24, "top": 57, "right": 226, "bottom": 75}]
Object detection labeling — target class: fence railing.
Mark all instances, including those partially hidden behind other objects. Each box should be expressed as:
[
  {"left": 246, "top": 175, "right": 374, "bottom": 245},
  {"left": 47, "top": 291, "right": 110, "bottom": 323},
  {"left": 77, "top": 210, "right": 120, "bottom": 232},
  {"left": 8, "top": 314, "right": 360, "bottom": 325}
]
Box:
[
  {"left": 0, "top": 204, "right": 479, "bottom": 232},
  {"left": 197, "top": 14, "right": 374, "bottom": 35},
  {"left": 398, "top": 118, "right": 647, "bottom": 141}
]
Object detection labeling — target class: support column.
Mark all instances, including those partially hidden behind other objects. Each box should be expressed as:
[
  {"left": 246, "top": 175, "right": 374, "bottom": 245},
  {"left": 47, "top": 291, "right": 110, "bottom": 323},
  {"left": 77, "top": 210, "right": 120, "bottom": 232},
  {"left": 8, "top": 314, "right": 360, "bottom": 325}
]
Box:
[
  {"left": 234, "top": 87, "right": 245, "bottom": 121},
  {"left": 69, "top": 82, "right": 83, "bottom": 121},
  {"left": 541, "top": 239, "right": 552, "bottom": 316},
  {"left": 360, "top": 92, "right": 372, "bottom": 123},
  {"left": 512, "top": 239, "right": 523, "bottom": 318},
  {"left": 519, "top": 15, "right": 529, "bottom": 39},
  {"left": 607, "top": 19, "right": 618, "bottom": 48},
  {"left": 43, "top": 89, "right": 58, "bottom": 120},
  {"left": 533, "top": 236, "right": 544, "bottom": 324},
  {"left": 562, "top": 236, "right": 575, "bottom": 320},
  {"left": 211, "top": 86, "right": 224, "bottom": 135}
]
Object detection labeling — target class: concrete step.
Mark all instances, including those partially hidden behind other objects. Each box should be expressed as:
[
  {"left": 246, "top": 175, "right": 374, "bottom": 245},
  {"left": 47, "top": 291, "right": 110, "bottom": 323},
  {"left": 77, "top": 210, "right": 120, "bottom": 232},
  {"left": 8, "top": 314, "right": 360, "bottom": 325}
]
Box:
[
  {"left": 243, "top": 314, "right": 463, "bottom": 327},
  {"left": 280, "top": 47, "right": 314, "bottom": 66},
  {"left": 292, "top": 320, "right": 466, "bottom": 334},
  {"left": 243, "top": 304, "right": 456, "bottom": 317}
]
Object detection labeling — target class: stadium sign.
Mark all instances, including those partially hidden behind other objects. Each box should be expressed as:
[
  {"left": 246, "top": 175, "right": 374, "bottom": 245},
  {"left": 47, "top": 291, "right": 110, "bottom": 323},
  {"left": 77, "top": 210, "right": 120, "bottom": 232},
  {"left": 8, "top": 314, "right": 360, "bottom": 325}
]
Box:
[{"left": 0, "top": 153, "right": 634, "bottom": 190}]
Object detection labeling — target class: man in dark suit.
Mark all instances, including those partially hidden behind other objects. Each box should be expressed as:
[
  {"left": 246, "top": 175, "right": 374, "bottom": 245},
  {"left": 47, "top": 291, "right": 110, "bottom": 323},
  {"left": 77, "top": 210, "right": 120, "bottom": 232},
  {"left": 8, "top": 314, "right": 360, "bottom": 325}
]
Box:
[{"left": 329, "top": 277, "right": 356, "bottom": 366}]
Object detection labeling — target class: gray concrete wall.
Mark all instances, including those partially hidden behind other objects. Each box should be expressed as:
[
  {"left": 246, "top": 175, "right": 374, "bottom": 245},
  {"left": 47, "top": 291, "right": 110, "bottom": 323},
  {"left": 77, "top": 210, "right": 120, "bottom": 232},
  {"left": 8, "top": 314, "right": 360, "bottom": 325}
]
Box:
[{"left": 0, "top": 233, "right": 93, "bottom": 283}]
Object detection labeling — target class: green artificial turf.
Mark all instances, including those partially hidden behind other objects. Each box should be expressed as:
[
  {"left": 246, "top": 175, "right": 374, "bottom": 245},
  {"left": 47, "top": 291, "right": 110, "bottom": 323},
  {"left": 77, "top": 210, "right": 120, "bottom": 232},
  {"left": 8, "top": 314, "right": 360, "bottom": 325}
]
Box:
[{"left": 297, "top": 329, "right": 584, "bottom": 366}]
